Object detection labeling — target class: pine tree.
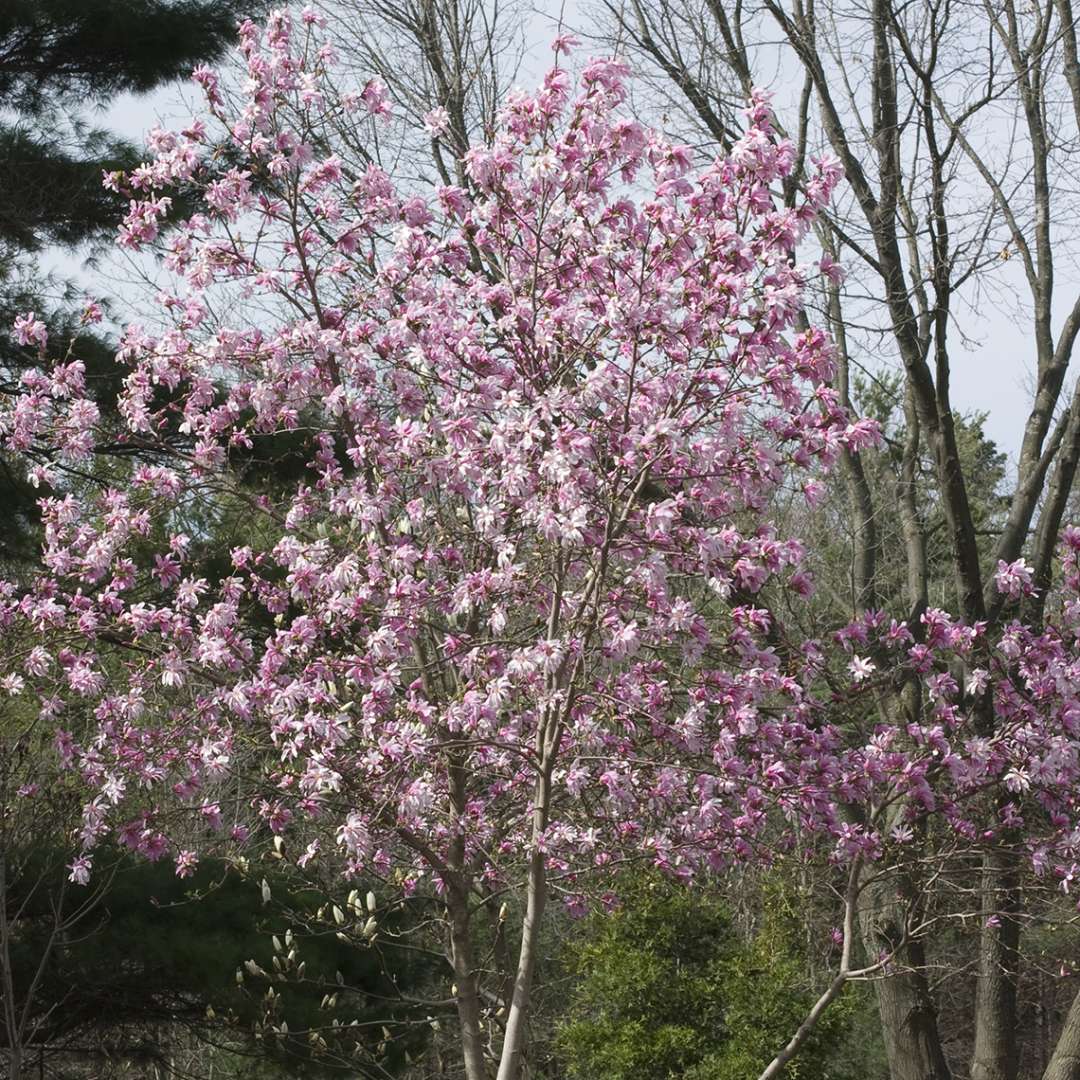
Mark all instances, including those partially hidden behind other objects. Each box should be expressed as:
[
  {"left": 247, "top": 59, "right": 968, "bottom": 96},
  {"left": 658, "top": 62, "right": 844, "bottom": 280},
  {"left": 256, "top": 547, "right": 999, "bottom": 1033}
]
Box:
[{"left": 0, "top": 0, "right": 266, "bottom": 566}]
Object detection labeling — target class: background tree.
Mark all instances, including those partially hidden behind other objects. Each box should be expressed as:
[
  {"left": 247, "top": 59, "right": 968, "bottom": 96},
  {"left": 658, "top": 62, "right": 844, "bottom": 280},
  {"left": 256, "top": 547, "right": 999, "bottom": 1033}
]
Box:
[
  {"left": 0, "top": 0, "right": 269, "bottom": 567},
  {"left": 557, "top": 874, "right": 866, "bottom": 1080},
  {"left": 10, "top": 3, "right": 1080, "bottom": 1079},
  {"left": 314, "top": 0, "right": 527, "bottom": 180},
  {"left": 2, "top": 849, "right": 436, "bottom": 1078},
  {"left": 595, "top": 1, "right": 1080, "bottom": 1075}
]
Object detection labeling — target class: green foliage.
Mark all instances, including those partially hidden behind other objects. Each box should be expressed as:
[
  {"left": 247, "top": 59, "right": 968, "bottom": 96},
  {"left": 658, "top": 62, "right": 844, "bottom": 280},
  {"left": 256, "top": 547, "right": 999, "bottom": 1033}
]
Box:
[
  {"left": 0, "top": 0, "right": 269, "bottom": 255},
  {"left": 556, "top": 876, "right": 866, "bottom": 1080},
  {"left": 686, "top": 894, "right": 864, "bottom": 1080},
  {"left": 0, "top": 125, "right": 139, "bottom": 252},
  {"left": 5, "top": 849, "right": 436, "bottom": 1075},
  {"left": 0, "top": 0, "right": 265, "bottom": 115}
]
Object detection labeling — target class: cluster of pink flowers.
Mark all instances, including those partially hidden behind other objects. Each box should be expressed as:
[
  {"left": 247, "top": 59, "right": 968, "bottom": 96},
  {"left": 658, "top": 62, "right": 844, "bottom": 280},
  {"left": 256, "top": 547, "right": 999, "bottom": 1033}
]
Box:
[
  {"left": 995, "top": 557, "right": 1036, "bottom": 600},
  {"left": 2, "top": 9, "right": 1079, "bottom": 931},
  {"left": 13, "top": 311, "right": 47, "bottom": 349}
]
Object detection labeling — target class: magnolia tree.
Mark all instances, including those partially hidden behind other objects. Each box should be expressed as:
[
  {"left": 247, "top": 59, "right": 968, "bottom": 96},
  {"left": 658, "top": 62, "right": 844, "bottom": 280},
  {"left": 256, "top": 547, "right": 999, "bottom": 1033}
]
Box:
[{"left": 6, "top": 9, "right": 1080, "bottom": 1080}]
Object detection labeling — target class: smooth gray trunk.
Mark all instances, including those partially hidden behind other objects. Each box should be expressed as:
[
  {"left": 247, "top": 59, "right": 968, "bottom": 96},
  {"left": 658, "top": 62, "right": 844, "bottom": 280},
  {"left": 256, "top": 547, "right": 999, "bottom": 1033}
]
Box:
[
  {"left": 494, "top": 847, "right": 546, "bottom": 1080},
  {"left": 448, "top": 887, "right": 488, "bottom": 1080}
]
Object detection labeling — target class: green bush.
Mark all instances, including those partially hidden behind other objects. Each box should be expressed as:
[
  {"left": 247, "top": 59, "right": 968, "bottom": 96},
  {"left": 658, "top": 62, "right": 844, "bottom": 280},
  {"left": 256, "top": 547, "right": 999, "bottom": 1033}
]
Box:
[{"left": 556, "top": 875, "right": 870, "bottom": 1080}]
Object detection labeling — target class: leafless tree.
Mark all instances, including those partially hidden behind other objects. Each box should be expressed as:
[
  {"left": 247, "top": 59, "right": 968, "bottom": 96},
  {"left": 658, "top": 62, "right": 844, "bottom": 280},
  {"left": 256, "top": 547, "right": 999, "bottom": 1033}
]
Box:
[
  {"left": 595, "top": 0, "right": 1080, "bottom": 1076},
  {"left": 317, "top": 0, "right": 531, "bottom": 185}
]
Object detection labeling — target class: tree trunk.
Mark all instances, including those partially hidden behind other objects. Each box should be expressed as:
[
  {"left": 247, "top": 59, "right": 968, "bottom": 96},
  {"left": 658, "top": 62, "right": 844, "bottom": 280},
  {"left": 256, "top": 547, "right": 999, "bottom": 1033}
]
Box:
[
  {"left": 1044, "top": 985, "right": 1080, "bottom": 1080},
  {"left": 859, "top": 870, "right": 952, "bottom": 1080},
  {"left": 0, "top": 856, "right": 23, "bottom": 1080},
  {"left": 448, "top": 886, "right": 488, "bottom": 1080},
  {"left": 971, "top": 850, "right": 1020, "bottom": 1080},
  {"left": 872, "top": 954, "right": 953, "bottom": 1080},
  {"left": 494, "top": 846, "right": 546, "bottom": 1080}
]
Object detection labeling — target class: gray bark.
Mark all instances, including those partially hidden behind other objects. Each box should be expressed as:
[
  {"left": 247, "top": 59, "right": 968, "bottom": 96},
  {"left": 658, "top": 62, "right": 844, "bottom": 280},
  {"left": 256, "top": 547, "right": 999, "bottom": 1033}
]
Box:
[
  {"left": 448, "top": 885, "right": 488, "bottom": 1080},
  {"left": 1044, "top": 986, "right": 1080, "bottom": 1080},
  {"left": 859, "top": 868, "right": 952, "bottom": 1080},
  {"left": 971, "top": 850, "right": 1021, "bottom": 1080},
  {"left": 493, "top": 845, "right": 546, "bottom": 1080}
]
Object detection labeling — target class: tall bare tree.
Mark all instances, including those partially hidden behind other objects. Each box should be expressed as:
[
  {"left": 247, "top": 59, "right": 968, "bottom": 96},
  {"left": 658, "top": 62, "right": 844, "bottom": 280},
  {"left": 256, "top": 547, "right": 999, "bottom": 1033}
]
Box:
[
  {"left": 598, "top": 0, "right": 1080, "bottom": 1076},
  {"left": 318, "top": 0, "right": 530, "bottom": 184}
]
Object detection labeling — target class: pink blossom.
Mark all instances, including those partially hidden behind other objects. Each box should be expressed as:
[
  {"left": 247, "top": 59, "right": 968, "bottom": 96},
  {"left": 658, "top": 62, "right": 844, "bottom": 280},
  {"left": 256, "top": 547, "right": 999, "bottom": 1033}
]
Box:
[
  {"left": 423, "top": 107, "right": 451, "bottom": 136},
  {"left": 68, "top": 856, "right": 91, "bottom": 885},
  {"left": 995, "top": 558, "right": 1036, "bottom": 600},
  {"left": 175, "top": 849, "right": 199, "bottom": 877},
  {"left": 849, "top": 656, "right": 876, "bottom": 682},
  {"left": 360, "top": 79, "right": 391, "bottom": 121},
  {"left": 13, "top": 312, "right": 47, "bottom": 349},
  {"left": 1, "top": 22, "right": 1078, "bottom": 1072}
]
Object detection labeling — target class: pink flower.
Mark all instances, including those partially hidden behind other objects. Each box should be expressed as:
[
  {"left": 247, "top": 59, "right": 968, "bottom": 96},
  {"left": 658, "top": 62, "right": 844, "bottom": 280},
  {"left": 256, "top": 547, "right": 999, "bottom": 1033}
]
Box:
[
  {"left": 849, "top": 656, "right": 876, "bottom": 683},
  {"left": 68, "top": 856, "right": 92, "bottom": 885},
  {"left": 175, "top": 850, "right": 199, "bottom": 878},
  {"left": 13, "top": 312, "right": 47, "bottom": 349},
  {"left": 843, "top": 418, "right": 882, "bottom": 451},
  {"left": 190, "top": 64, "right": 222, "bottom": 108},
  {"left": 360, "top": 79, "right": 392, "bottom": 121},
  {"left": 563, "top": 894, "right": 588, "bottom": 918},
  {"left": 423, "top": 107, "right": 451, "bottom": 136},
  {"left": 200, "top": 801, "right": 223, "bottom": 830},
  {"left": 819, "top": 253, "right": 845, "bottom": 284},
  {"left": 802, "top": 479, "right": 825, "bottom": 507},
  {"left": 994, "top": 558, "right": 1035, "bottom": 601}
]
